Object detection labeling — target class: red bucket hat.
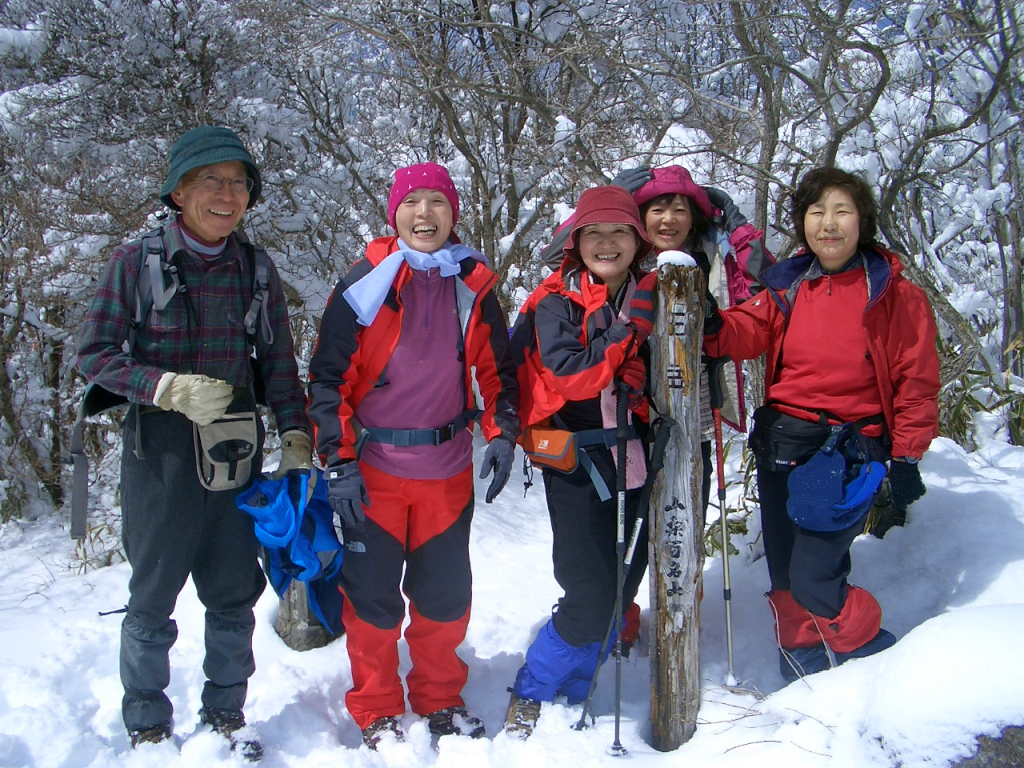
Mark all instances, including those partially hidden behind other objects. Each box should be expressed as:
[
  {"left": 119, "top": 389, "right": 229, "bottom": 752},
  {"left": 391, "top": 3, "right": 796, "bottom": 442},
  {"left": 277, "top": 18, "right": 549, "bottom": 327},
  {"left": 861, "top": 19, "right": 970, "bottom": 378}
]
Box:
[
  {"left": 564, "top": 185, "right": 654, "bottom": 261},
  {"left": 632, "top": 166, "right": 714, "bottom": 218},
  {"left": 387, "top": 162, "right": 460, "bottom": 229}
]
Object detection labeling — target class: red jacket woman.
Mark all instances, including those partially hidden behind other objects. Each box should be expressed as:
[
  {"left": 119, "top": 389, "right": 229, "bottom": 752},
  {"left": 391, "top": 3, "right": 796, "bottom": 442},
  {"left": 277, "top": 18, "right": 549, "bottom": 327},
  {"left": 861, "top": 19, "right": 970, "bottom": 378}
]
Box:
[
  {"left": 704, "top": 167, "right": 939, "bottom": 682},
  {"left": 503, "top": 185, "right": 657, "bottom": 737}
]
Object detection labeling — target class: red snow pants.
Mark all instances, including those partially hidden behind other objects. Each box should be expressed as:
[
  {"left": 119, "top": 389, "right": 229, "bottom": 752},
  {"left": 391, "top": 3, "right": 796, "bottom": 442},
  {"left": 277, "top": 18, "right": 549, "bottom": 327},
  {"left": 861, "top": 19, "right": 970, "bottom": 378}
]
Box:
[{"left": 337, "top": 462, "right": 474, "bottom": 730}]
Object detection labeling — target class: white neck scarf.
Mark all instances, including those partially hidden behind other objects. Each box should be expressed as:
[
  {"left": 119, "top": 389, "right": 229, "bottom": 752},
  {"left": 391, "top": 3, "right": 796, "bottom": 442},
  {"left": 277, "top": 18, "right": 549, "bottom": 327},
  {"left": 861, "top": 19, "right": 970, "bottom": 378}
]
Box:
[{"left": 343, "top": 238, "right": 484, "bottom": 326}]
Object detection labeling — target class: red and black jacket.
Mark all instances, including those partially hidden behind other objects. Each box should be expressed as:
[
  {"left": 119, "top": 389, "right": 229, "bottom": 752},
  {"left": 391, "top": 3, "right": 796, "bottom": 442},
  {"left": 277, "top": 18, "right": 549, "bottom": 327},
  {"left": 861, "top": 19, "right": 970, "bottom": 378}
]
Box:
[
  {"left": 511, "top": 262, "right": 649, "bottom": 433},
  {"left": 309, "top": 236, "right": 519, "bottom": 465}
]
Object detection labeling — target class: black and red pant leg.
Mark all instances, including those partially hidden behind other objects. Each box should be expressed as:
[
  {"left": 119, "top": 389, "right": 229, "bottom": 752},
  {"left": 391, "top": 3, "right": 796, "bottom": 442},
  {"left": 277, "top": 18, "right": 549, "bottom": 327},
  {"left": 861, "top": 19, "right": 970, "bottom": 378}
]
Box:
[
  {"left": 758, "top": 466, "right": 881, "bottom": 653},
  {"left": 337, "top": 462, "right": 474, "bottom": 730}
]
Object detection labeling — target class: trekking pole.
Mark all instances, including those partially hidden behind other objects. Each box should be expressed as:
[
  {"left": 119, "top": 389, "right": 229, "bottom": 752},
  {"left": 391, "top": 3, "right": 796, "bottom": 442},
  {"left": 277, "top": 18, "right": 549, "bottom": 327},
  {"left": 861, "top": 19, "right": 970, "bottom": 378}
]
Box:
[
  {"left": 624, "top": 413, "right": 675, "bottom": 564},
  {"left": 608, "top": 380, "right": 630, "bottom": 757},
  {"left": 573, "top": 587, "right": 617, "bottom": 732},
  {"left": 570, "top": 383, "right": 631, "bottom": 741},
  {"left": 573, "top": 412, "right": 676, "bottom": 733},
  {"left": 707, "top": 356, "right": 736, "bottom": 685}
]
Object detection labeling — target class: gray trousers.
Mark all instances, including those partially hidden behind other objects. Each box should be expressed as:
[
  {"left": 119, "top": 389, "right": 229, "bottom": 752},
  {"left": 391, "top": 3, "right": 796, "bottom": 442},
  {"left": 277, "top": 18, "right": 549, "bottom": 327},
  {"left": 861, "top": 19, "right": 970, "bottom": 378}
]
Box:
[{"left": 119, "top": 407, "right": 266, "bottom": 732}]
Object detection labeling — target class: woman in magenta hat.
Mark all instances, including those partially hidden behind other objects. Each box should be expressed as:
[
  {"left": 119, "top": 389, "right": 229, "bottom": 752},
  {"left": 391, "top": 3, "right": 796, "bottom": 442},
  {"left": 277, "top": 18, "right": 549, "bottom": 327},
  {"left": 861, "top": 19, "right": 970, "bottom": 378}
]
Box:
[
  {"left": 502, "top": 185, "right": 658, "bottom": 737},
  {"left": 308, "top": 162, "right": 520, "bottom": 748},
  {"left": 539, "top": 165, "right": 775, "bottom": 651},
  {"left": 630, "top": 165, "right": 772, "bottom": 513}
]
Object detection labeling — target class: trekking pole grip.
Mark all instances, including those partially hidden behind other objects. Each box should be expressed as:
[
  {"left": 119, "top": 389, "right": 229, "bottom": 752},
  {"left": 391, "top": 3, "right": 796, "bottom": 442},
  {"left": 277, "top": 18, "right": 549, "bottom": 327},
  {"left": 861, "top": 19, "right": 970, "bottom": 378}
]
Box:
[
  {"left": 615, "top": 380, "right": 630, "bottom": 442},
  {"left": 705, "top": 355, "right": 730, "bottom": 411}
]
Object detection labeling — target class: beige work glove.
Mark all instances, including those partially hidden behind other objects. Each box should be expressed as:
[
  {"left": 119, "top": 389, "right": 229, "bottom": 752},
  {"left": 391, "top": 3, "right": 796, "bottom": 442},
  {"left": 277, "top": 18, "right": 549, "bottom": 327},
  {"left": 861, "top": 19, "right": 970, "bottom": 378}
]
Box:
[
  {"left": 274, "top": 430, "right": 317, "bottom": 503},
  {"left": 156, "top": 373, "right": 233, "bottom": 426},
  {"left": 273, "top": 431, "right": 314, "bottom": 479}
]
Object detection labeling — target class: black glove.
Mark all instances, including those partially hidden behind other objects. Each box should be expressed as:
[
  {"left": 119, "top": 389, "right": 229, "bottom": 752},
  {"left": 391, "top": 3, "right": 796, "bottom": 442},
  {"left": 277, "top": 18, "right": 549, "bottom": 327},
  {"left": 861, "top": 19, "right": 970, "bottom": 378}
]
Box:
[
  {"left": 539, "top": 225, "right": 572, "bottom": 268},
  {"left": 609, "top": 167, "right": 653, "bottom": 195},
  {"left": 326, "top": 461, "right": 370, "bottom": 529},
  {"left": 479, "top": 436, "right": 515, "bottom": 503},
  {"left": 889, "top": 460, "right": 925, "bottom": 510},
  {"left": 865, "top": 480, "right": 907, "bottom": 539},
  {"left": 704, "top": 187, "right": 748, "bottom": 233},
  {"left": 703, "top": 291, "right": 723, "bottom": 335}
]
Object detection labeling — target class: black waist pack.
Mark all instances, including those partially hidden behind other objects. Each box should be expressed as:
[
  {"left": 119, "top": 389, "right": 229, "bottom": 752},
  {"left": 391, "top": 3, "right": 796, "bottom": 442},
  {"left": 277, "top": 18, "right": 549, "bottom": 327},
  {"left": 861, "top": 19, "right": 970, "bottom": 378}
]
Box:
[{"left": 748, "top": 406, "right": 832, "bottom": 471}]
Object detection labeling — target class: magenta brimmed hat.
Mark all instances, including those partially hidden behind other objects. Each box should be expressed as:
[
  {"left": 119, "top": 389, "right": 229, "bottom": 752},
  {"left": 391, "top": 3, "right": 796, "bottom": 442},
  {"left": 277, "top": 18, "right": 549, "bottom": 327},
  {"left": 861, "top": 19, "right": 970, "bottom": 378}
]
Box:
[
  {"left": 387, "top": 162, "right": 460, "bottom": 229},
  {"left": 564, "top": 185, "right": 654, "bottom": 260},
  {"left": 632, "top": 166, "right": 714, "bottom": 218}
]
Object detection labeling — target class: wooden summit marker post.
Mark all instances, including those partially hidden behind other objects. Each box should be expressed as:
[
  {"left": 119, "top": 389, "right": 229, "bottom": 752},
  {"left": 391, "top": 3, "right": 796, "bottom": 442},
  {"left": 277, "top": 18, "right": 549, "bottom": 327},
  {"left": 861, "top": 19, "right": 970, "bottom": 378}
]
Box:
[
  {"left": 276, "top": 581, "right": 332, "bottom": 651},
  {"left": 647, "top": 262, "right": 706, "bottom": 751}
]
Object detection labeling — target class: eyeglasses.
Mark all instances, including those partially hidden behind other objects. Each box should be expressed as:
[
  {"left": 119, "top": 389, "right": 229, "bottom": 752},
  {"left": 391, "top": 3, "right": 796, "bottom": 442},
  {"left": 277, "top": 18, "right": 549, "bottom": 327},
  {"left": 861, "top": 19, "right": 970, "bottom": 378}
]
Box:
[{"left": 194, "top": 174, "right": 254, "bottom": 195}]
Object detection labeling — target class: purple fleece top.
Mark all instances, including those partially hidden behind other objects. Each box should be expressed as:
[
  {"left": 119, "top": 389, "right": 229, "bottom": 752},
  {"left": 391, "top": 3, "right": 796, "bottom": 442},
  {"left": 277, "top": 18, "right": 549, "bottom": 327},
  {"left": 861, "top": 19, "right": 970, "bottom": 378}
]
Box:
[{"left": 355, "top": 267, "right": 472, "bottom": 479}]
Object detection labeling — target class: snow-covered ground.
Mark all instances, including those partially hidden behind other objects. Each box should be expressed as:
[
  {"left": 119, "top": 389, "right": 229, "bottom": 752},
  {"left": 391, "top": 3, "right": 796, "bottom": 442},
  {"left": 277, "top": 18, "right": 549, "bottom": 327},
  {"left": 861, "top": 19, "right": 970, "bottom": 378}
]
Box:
[{"left": 1, "top": 432, "right": 1023, "bottom": 768}]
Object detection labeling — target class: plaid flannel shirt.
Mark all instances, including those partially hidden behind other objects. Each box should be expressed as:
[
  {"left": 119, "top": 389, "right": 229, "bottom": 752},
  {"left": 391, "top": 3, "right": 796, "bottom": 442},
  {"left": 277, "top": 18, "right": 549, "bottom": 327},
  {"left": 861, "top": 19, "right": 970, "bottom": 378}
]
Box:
[{"left": 76, "top": 217, "right": 309, "bottom": 435}]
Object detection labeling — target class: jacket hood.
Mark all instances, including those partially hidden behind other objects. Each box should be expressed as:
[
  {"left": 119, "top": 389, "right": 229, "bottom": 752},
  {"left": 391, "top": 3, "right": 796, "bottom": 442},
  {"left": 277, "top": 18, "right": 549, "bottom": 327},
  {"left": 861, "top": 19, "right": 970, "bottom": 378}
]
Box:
[{"left": 762, "top": 246, "right": 904, "bottom": 311}]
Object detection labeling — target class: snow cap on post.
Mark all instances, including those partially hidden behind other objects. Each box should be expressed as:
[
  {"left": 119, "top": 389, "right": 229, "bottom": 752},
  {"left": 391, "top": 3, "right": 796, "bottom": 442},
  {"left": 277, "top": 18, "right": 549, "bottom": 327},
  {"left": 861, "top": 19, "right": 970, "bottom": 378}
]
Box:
[
  {"left": 564, "top": 185, "right": 654, "bottom": 261},
  {"left": 387, "top": 162, "right": 460, "bottom": 229},
  {"left": 160, "top": 126, "right": 262, "bottom": 211},
  {"left": 632, "top": 166, "right": 714, "bottom": 218}
]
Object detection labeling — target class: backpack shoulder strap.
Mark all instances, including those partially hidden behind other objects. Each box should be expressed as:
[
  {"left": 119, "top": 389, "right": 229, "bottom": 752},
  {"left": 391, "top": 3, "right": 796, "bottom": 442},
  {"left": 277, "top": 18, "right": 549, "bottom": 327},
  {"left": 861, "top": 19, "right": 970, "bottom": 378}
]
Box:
[
  {"left": 129, "top": 226, "right": 176, "bottom": 353},
  {"left": 242, "top": 242, "right": 274, "bottom": 346},
  {"left": 239, "top": 241, "right": 273, "bottom": 408}
]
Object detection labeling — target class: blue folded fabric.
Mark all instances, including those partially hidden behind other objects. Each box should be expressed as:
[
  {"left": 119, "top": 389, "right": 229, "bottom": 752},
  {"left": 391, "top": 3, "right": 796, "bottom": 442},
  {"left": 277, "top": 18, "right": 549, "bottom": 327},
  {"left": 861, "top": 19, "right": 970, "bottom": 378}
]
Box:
[
  {"left": 836, "top": 461, "right": 887, "bottom": 511},
  {"left": 236, "top": 474, "right": 301, "bottom": 548},
  {"left": 787, "top": 428, "right": 887, "bottom": 532},
  {"left": 236, "top": 469, "right": 344, "bottom": 634}
]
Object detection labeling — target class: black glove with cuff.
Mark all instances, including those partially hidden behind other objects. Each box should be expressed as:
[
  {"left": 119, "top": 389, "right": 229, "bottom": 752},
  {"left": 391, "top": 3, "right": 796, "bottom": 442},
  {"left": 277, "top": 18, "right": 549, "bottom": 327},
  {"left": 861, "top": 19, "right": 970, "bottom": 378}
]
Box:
[
  {"left": 479, "top": 435, "right": 515, "bottom": 503},
  {"left": 703, "top": 291, "right": 723, "bottom": 335},
  {"left": 889, "top": 459, "right": 925, "bottom": 510},
  {"left": 326, "top": 461, "right": 370, "bottom": 529},
  {"left": 704, "top": 187, "right": 749, "bottom": 233}
]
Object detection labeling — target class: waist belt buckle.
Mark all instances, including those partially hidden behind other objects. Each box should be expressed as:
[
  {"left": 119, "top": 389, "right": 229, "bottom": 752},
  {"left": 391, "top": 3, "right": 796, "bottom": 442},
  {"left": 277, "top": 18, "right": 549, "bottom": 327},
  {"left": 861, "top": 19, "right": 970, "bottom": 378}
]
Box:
[{"left": 433, "top": 424, "right": 455, "bottom": 445}]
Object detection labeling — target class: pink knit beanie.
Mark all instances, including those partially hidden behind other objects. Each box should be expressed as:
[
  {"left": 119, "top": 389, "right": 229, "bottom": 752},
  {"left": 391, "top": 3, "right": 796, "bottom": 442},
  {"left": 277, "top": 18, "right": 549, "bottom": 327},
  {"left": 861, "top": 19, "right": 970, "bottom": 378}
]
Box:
[{"left": 387, "top": 162, "right": 460, "bottom": 229}]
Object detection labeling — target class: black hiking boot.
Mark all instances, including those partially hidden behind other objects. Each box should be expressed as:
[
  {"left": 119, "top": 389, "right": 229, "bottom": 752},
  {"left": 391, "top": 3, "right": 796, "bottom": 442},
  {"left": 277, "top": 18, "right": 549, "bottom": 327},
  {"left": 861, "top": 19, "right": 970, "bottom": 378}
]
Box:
[
  {"left": 501, "top": 689, "right": 541, "bottom": 739},
  {"left": 779, "top": 628, "right": 898, "bottom": 682},
  {"left": 779, "top": 643, "right": 831, "bottom": 682},
  {"left": 426, "top": 706, "right": 485, "bottom": 738},
  {"left": 199, "top": 706, "right": 263, "bottom": 762},
  {"left": 128, "top": 723, "right": 172, "bottom": 748},
  {"left": 362, "top": 716, "right": 405, "bottom": 750}
]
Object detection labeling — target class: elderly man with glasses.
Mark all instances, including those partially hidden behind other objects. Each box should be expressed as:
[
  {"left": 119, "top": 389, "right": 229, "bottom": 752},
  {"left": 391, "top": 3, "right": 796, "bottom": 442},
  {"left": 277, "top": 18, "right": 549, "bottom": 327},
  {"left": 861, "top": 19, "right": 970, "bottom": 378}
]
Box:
[{"left": 76, "top": 126, "right": 311, "bottom": 760}]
